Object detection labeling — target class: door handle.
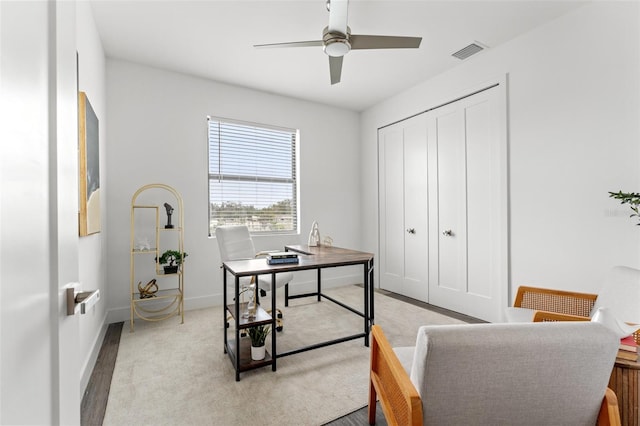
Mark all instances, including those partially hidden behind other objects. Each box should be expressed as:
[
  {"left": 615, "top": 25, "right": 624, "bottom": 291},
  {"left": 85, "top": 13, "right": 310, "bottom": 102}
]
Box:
[
  {"left": 442, "top": 229, "right": 454, "bottom": 237},
  {"left": 406, "top": 228, "right": 416, "bottom": 234}
]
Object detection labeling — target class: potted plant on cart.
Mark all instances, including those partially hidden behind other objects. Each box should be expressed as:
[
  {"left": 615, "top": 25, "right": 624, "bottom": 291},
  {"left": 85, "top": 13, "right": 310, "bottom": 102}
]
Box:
[
  {"left": 248, "top": 324, "right": 271, "bottom": 361},
  {"left": 157, "top": 249, "right": 188, "bottom": 274}
]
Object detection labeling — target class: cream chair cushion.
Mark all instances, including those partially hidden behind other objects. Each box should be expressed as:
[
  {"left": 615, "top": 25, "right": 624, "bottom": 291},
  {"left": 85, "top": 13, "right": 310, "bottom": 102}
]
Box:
[{"left": 503, "top": 306, "right": 535, "bottom": 322}]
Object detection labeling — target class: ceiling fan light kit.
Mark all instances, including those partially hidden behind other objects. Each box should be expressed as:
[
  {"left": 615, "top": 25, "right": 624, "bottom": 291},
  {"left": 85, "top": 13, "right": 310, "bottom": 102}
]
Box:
[
  {"left": 254, "top": 0, "right": 422, "bottom": 85},
  {"left": 323, "top": 27, "right": 351, "bottom": 57}
]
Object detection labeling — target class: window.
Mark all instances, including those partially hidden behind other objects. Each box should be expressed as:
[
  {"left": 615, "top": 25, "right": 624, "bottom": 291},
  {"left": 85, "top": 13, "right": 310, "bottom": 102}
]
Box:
[{"left": 208, "top": 117, "right": 298, "bottom": 235}]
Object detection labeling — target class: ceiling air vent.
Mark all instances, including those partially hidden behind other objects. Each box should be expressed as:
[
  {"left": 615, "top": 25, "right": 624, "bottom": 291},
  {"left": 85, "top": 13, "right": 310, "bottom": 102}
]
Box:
[{"left": 452, "top": 42, "right": 486, "bottom": 60}]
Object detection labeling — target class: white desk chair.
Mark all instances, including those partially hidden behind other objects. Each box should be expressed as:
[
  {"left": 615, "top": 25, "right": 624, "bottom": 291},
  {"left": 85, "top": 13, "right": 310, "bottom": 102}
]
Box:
[{"left": 215, "top": 225, "right": 293, "bottom": 331}]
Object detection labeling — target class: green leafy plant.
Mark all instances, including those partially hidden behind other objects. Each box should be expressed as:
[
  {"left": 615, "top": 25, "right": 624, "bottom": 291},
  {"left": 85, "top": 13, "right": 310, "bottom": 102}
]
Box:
[
  {"left": 609, "top": 191, "right": 640, "bottom": 225},
  {"left": 157, "top": 250, "right": 188, "bottom": 266},
  {"left": 247, "top": 324, "right": 271, "bottom": 347}
]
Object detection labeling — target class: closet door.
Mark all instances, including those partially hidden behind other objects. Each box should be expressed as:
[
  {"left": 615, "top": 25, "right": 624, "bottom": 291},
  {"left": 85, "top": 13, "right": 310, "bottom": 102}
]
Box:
[
  {"left": 427, "top": 85, "right": 505, "bottom": 322},
  {"left": 378, "top": 114, "right": 428, "bottom": 300},
  {"left": 379, "top": 125, "right": 404, "bottom": 294},
  {"left": 402, "top": 117, "right": 428, "bottom": 300},
  {"left": 427, "top": 106, "right": 468, "bottom": 299}
]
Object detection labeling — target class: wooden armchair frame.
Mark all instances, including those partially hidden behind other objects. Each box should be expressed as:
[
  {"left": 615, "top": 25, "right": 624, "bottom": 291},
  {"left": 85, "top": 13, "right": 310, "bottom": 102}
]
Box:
[
  {"left": 368, "top": 325, "right": 421, "bottom": 426},
  {"left": 368, "top": 324, "right": 622, "bottom": 426},
  {"left": 513, "top": 285, "right": 597, "bottom": 317},
  {"left": 514, "top": 286, "right": 640, "bottom": 344}
]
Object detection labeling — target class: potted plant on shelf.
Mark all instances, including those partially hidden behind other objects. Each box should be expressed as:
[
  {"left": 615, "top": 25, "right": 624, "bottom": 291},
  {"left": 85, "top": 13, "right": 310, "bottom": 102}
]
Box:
[
  {"left": 157, "top": 249, "right": 188, "bottom": 274},
  {"left": 247, "top": 324, "right": 271, "bottom": 361}
]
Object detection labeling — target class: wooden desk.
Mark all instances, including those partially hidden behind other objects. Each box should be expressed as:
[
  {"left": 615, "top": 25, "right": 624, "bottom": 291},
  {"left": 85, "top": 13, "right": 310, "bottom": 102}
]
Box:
[
  {"left": 222, "top": 245, "right": 374, "bottom": 381},
  {"left": 609, "top": 356, "right": 640, "bottom": 426}
]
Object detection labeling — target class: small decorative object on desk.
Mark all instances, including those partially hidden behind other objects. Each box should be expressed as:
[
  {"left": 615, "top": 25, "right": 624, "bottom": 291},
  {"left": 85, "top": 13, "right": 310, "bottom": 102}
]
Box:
[
  {"left": 323, "top": 236, "right": 333, "bottom": 247},
  {"left": 157, "top": 249, "right": 188, "bottom": 274},
  {"left": 267, "top": 251, "right": 299, "bottom": 265},
  {"left": 164, "top": 202, "right": 174, "bottom": 229},
  {"left": 308, "top": 220, "right": 321, "bottom": 246},
  {"left": 248, "top": 324, "right": 271, "bottom": 361}
]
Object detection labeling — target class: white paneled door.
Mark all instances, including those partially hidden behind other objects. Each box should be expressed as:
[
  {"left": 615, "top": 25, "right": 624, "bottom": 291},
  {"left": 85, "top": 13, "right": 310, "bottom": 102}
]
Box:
[
  {"left": 427, "top": 86, "right": 506, "bottom": 322},
  {"left": 378, "top": 114, "right": 428, "bottom": 301},
  {"left": 1, "top": 2, "right": 82, "bottom": 424},
  {"left": 378, "top": 84, "right": 507, "bottom": 322}
]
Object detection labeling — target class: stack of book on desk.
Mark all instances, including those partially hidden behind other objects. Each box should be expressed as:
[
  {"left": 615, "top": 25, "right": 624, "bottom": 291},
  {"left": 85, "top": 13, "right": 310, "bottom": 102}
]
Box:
[
  {"left": 617, "top": 334, "right": 638, "bottom": 361},
  {"left": 266, "top": 252, "right": 299, "bottom": 265}
]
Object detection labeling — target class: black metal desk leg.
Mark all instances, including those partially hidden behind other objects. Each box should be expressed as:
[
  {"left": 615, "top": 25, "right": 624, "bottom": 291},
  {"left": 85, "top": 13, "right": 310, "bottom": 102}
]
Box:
[
  {"left": 317, "top": 269, "right": 321, "bottom": 302},
  {"left": 370, "top": 258, "right": 375, "bottom": 327},
  {"left": 272, "top": 272, "right": 277, "bottom": 372},
  {"left": 223, "top": 268, "right": 228, "bottom": 354},
  {"left": 285, "top": 283, "right": 289, "bottom": 307},
  {"left": 235, "top": 275, "right": 241, "bottom": 381},
  {"left": 363, "top": 262, "right": 369, "bottom": 347}
]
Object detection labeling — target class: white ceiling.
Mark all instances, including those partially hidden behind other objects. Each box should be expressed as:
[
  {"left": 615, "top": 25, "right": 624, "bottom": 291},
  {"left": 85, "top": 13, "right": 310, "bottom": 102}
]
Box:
[{"left": 89, "top": 0, "right": 587, "bottom": 111}]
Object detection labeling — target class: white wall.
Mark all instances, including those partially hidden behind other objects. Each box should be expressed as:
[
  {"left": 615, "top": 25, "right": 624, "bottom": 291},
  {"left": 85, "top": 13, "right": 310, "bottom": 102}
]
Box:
[
  {"left": 76, "top": 0, "right": 108, "bottom": 396},
  {"left": 105, "top": 61, "right": 361, "bottom": 322},
  {"left": 361, "top": 2, "right": 640, "bottom": 302}
]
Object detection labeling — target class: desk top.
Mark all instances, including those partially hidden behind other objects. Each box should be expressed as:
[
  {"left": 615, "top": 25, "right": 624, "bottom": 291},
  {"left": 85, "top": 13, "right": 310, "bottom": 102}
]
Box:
[{"left": 222, "top": 245, "right": 373, "bottom": 277}]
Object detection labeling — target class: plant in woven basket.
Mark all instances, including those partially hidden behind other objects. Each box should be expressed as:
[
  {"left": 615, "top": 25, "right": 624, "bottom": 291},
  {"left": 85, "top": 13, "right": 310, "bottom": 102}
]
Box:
[
  {"left": 247, "top": 324, "right": 271, "bottom": 347},
  {"left": 609, "top": 191, "right": 640, "bottom": 225}
]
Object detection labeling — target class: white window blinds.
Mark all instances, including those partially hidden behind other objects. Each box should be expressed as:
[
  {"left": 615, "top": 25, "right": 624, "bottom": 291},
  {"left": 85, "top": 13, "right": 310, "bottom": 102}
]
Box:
[{"left": 208, "top": 117, "right": 298, "bottom": 235}]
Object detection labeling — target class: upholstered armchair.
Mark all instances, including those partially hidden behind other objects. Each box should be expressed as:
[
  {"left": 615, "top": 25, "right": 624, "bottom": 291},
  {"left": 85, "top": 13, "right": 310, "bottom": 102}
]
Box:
[
  {"left": 368, "top": 322, "right": 621, "bottom": 425},
  {"left": 505, "top": 266, "right": 640, "bottom": 344}
]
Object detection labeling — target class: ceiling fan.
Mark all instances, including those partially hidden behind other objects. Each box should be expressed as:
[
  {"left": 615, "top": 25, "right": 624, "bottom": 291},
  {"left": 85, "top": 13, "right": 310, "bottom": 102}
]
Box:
[{"left": 254, "top": 0, "right": 422, "bottom": 85}]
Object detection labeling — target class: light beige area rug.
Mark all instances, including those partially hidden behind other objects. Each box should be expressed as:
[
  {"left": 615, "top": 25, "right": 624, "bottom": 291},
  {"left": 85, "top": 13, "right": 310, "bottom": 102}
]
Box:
[{"left": 104, "top": 285, "right": 465, "bottom": 426}]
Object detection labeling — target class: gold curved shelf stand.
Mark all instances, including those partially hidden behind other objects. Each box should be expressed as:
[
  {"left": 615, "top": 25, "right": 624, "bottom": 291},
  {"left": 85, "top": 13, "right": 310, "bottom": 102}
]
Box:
[
  {"left": 129, "top": 183, "right": 185, "bottom": 332},
  {"left": 133, "top": 295, "right": 181, "bottom": 321}
]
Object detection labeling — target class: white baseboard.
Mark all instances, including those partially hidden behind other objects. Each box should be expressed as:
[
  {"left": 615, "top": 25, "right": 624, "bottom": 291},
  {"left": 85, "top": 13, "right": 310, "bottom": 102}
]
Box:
[{"left": 105, "top": 274, "right": 362, "bottom": 324}]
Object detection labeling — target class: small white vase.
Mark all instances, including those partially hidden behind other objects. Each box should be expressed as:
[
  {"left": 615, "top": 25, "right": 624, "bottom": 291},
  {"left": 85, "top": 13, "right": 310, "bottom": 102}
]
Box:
[{"left": 251, "top": 345, "right": 266, "bottom": 361}]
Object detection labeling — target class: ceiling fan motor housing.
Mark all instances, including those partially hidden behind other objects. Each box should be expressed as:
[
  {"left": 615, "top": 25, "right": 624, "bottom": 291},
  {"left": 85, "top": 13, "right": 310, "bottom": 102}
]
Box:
[{"left": 323, "top": 26, "right": 351, "bottom": 57}]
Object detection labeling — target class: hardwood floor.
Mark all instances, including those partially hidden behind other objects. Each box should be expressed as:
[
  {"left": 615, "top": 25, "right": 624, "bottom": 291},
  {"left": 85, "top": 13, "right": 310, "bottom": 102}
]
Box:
[
  {"left": 81, "top": 322, "right": 123, "bottom": 426},
  {"left": 81, "top": 292, "right": 481, "bottom": 425},
  {"left": 381, "top": 289, "right": 486, "bottom": 324}
]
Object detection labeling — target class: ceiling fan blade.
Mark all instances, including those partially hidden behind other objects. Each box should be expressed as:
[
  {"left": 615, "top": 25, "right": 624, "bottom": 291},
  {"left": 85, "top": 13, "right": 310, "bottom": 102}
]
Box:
[
  {"left": 328, "top": 0, "right": 349, "bottom": 35},
  {"left": 350, "top": 35, "right": 422, "bottom": 50},
  {"left": 329, "top": 55, "right": 343, "bottom": 85},
  {"left": 254, "top": 40, "right": 323, "bottom": 49}
]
